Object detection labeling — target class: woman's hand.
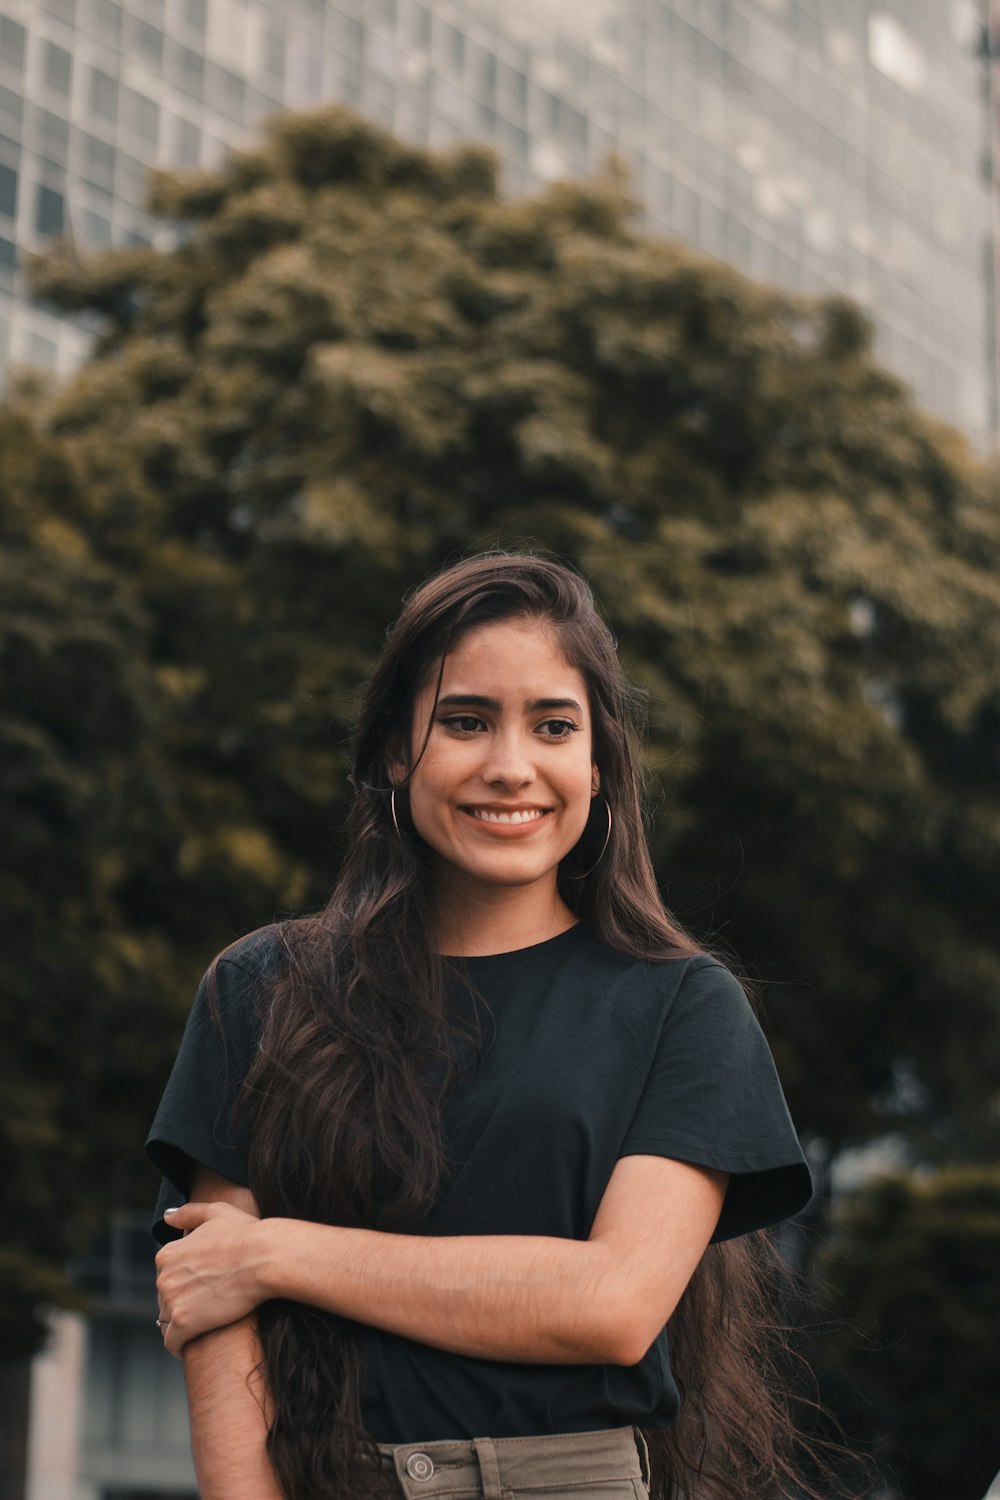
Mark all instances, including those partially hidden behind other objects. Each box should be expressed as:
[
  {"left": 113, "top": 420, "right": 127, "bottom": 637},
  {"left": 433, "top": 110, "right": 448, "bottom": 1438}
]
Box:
[{"left": 155, "top": 1200, "right": 269, "bottom": 1358}]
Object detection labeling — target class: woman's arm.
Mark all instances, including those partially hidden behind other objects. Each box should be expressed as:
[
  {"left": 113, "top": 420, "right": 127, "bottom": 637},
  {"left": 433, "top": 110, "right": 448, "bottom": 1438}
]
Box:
[
  {"left": 157, "top": 1154, "right": 727, "bottom": 1365},
  {"left": 177, "top": 1165, "right": 283, "bottom": 1500}
]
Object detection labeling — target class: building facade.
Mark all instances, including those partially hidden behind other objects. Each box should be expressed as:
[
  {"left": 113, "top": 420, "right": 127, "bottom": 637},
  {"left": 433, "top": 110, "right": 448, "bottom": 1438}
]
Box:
[
  {"left": 0, "top": 0, "right": 995, "bottom": 445},
  {"left": 15, "top": 1216, "right": 196, "bottom": 1500}
]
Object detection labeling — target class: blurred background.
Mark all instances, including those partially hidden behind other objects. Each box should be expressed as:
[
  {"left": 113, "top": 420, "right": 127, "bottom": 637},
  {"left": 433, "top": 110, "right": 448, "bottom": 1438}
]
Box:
[{"left": 0, "top": 1, "right": 999, "bottom": 1498}]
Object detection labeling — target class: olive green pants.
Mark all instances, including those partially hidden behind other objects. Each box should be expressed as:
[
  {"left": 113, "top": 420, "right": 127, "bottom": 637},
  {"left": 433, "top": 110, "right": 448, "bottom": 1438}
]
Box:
[{"left": 378, "top": 1426, "right": 650, "bottom": 1500}]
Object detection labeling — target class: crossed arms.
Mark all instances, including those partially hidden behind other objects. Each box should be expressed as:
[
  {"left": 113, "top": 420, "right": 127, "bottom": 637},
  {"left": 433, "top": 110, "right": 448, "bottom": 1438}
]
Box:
[{"left": 163, "top": 1155, "right": 727, "bottom": 1500}]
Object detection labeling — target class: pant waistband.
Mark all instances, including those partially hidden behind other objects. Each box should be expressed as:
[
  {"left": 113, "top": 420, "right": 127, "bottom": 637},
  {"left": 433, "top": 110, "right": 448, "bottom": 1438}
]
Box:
[{"left": 378, "top": 1426, "right": 644, "bottom": 1500}]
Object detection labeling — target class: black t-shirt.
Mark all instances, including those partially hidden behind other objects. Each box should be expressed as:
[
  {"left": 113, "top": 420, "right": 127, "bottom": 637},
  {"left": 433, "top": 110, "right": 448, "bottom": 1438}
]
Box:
[{"left": 147, "top": 923, "right": 812, "bottom": 1442}]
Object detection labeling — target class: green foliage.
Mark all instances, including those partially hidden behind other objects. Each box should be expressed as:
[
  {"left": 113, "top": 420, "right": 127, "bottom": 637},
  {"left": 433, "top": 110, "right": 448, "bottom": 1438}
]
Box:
[
  {"left": 819, "top": 1166, "right": 1000, "bottom": 1499},
  {"left": 5, "top": 106, "right": 1000, "bottom": 1370},
  {"left": 0, "top": 401, "right": 305, "bottom": 1353}
]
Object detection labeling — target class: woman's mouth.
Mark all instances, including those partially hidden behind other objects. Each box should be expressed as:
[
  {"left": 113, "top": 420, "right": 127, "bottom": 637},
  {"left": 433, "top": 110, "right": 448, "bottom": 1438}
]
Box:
[{"left": 463, "top": 807, "right": 550, "bottom": 826}]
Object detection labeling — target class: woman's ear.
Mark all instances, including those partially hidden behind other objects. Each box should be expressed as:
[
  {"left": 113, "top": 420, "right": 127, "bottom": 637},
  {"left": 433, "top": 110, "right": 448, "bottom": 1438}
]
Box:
[
  {"left": 386, "top": 737, "right": 408, "bottom": 789},
  {"left": 591, "top": 766, "right": 601, "bottom": 797}
]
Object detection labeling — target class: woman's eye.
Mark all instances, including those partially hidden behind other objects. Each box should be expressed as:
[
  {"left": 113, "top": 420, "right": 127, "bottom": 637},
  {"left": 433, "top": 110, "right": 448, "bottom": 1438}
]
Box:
[
  {"left": 538, "top": 719, "right": 578, "bottom": 739},
  {"left": 442, "top": 715, "right": 485, "bottom": 734}
]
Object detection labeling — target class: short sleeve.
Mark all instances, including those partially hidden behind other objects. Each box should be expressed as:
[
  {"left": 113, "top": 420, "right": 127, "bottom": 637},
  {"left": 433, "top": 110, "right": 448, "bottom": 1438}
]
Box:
[
  {"left": 619, "top": 958, "right": 813, "bottom": 1241},
  {"left": 145, "top": 934, "right": 273, "bottom": 1243}
]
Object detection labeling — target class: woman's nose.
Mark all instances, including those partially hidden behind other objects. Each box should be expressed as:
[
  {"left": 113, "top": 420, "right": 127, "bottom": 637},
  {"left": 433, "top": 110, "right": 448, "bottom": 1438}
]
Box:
[{"left": 481, "top": 732, "right": 535, "bottom": 787}]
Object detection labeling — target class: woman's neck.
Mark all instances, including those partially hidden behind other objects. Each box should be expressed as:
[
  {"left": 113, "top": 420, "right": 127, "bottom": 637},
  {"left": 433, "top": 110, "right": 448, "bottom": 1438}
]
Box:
[{"left": 430, "top": 872, "right": 578, "bottom": 958}]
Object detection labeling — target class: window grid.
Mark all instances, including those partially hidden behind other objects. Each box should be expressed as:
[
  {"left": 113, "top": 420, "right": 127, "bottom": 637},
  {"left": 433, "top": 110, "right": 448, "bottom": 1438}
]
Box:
[{"left": 0, "top": 0, "right": 991, "bottom": 445}]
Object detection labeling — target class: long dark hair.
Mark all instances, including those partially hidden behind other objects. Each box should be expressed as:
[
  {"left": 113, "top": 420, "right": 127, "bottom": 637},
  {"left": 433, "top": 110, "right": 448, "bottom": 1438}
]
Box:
[{"left": 234, "top": 553, "right": 816, "bottom": 1500}]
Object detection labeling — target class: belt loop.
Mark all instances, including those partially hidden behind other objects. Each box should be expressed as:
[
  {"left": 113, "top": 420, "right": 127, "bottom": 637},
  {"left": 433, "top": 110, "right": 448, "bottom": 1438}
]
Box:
[
  {"left": 633, "top": 1428, "right": 651, "bottom": 1490},
  {"left": 473, "top": 1437, "right": 503, "bottom": 1500}
]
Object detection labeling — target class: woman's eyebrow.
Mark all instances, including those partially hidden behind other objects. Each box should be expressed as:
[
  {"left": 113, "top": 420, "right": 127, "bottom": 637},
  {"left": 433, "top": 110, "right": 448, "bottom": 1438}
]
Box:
[
  {"left": 529, "top": 698, "right": 583, "bottom": 712},
  {"left": 437, "top": 694, "right": 583, "bottom": 712},
  {"left": 438, "top": 694, "right": 502, "bottom": 709}
]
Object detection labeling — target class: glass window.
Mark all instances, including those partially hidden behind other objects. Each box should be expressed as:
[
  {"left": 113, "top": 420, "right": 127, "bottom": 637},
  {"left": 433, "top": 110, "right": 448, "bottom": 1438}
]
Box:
[
  {"left": 561, "top": 102, "right": 587, "bottom": 149},
  {"left": 185, "top": 0, "right": 206, "bottom": 34},
  {"left": 671, "top": 179, "right": 698, "bottom": 239},
  {"left": 36, "top": 108, "right": 69, "bottom": 161},
  {"left": 263, "top": 29, "right": 285, "bottom": 80},
  {"left": 174, "top": 44, "right": 205, "bottom": 99},
  {"left": 0, "top": 160, "right": 15, "bottom": 217},
  {"left": 411, "top": 3, "right": 431, "bottom": 48},
  {"left": 558, "top": 42, "right": 588, "bottom": 90},
  {"left": 36, "top": 183, "right": 64, "bottom": 236},
  {"left": 363, "top": 73, "right": 395, "bottom": 127},
  {"left": 285, "top": 35, "right": 321, "bottom": 101},
  {"left": 495, "top": 118, "right": 528, "bottom": 163},
  {"left": 0, "top": 16, "right": 27, "bottom": 71},
  {"left": 0, "top": 84, "right": 23, "bottom": 127},
  {"left": 41, "top": 0, "right": 75, "bottom": 21},
  {"left": 133, "top": 20, "right": 164, "bottom": 64},
  {"left": 395, "top": 96, "right": 429, "bottom": 140},
  {"left": 440, "top": 22, "right": 464, "bottom": 70},
  {"left": 700, "top": 197, "right": 725, "bottom": 254},
  {"left": 95, "top": 0, "right": 123, "bottom": 42},
  {"left": 176, "top": 117, "right": 200, "bottom": 163},
  {"left": 501, "top": 63, "right": 528, "bottom": 114},
  {"left": 724, "top": 214, "right": 752, "bottom": 267},
  {"left": 37, "top": 154, "right": 65, "bottom": 193},
  {"left": 368, "top": 33, "right": 397, "bottom": 80},
  {"left": 699, "top": 0, "right": 725, "bottom": 36},
  {"left": 81, "top": 132, "right": 115, "bottom": 190},
  {"left": 478, "top": 48, "right": 497, "bottom": 99},
  {"left": 116, "top": 152, "right": 146, "bottom": 203},
  {"left": 43, "top": 42, "right": 72, "bottom": 95},
  {"left": 89, "top": 68, "right": 118, "bottom": 120},
  {"left": 219, "top": 67, "right": 245, "bottom": 114},
  {"left": 26, "top": 330, "right": 57, "bottom": 368},
  {"left": 81, "top": 207, "right": 111, "bottom": 245},
  {"left": 0, "top": 235, "right": 15, "bottom": 270},
  {"left": 338, "top": 71, "right": 361, "bottom": 108},
  {"left": 336, "top": 14, "right": 362, "bottom": 59},
  {"left": 125, "top": 87, "right": 159, "bottom": 144}
]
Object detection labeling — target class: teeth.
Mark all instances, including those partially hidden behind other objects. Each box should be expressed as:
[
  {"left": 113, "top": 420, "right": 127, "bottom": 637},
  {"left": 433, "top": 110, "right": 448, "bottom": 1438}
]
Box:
[{"left": 470, "top": 808, "right": 545, "bottom": 825}]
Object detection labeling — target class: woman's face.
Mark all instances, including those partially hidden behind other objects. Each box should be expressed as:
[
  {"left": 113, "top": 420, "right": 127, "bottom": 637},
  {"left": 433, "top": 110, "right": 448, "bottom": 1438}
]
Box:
[{"left": 399, "top": 618, "right": 598, "bottom": 900}]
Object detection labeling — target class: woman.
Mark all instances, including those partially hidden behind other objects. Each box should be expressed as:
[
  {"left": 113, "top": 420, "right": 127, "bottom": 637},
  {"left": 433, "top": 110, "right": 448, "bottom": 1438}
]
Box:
[{"left": 148, "top": 553, "right": 814, "bottom": 1500}]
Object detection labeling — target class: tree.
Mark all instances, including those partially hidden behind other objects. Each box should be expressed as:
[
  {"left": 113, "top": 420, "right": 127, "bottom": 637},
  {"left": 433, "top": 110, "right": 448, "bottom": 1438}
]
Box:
[
  {"left": 818, "top": 1166, "right": 1000, "bottom": 1500},
  {"left": 6, "top": 107, "right": 1000, "bottom": 1382},
  {"left": 0, "top": 396, "right": 306, "bottom": 1353},
  {"left": 0, "top": 402, "right": 170, "bottom": 1351}
]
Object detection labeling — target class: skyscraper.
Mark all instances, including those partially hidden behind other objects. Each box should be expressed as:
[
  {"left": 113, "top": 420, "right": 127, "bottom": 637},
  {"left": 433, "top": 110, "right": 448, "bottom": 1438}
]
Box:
[{"left": 0, "top": 0, "right": 994, "bottom": 445}]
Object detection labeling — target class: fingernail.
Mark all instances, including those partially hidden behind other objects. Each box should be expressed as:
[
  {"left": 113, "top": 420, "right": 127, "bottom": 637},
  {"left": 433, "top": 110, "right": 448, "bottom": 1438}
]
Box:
[{"left": 164, "top": 1206, "right": 179, "bottom": 1216}]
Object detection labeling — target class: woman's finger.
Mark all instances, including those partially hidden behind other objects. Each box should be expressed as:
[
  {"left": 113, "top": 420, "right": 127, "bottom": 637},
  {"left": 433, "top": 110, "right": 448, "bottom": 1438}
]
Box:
[
  {"left": 162, "top": 1199, "right": 243, "bottom": 1232},
  {"left": 163, "top": 1318, "right": 186, "bottom": 1359}
]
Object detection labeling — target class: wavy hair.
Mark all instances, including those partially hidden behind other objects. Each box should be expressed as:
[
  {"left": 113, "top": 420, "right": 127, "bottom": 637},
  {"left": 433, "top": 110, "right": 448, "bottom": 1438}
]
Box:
[{"left": 232, "top": 553, "right": 822, "bottom": 1500}]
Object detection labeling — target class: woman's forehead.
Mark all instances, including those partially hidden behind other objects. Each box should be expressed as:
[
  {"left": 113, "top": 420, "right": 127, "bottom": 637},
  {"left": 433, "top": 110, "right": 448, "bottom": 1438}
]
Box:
[{"left": 433, "top": 619, "right": 585, "bottom": 695}]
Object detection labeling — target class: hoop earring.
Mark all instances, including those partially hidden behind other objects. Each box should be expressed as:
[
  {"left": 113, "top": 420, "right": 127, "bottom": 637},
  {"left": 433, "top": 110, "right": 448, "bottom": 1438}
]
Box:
[
  {"left": 390, "top": 787, "right": 402, "bottom": 839},
  {"left": 568, "top": 796, "right": 612, "bottom": 880}
]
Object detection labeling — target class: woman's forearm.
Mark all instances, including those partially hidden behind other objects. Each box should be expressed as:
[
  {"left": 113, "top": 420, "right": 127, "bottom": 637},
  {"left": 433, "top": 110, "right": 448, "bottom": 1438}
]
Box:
[
  {"left": 159, "top": 1156, "right": 726, "bottom": 1363},
  {"left": 184, "top": 1314, "right": 283, "bottom": 1500},
  {"left": 248, "top": 1157, "right": 728, "bottom": 1365},
  {"left": 256, "top": 1220, "right": 641, "bottom": 1365}
]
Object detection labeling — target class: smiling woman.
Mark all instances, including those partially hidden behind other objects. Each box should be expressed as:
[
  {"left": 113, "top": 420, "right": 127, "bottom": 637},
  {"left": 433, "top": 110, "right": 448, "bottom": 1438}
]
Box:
[
  {"left": 147, "top": 553, "right": 815, "bottom": 1500},
  {"left": 398, "top": 619, "right": 598, "bottom": 948}
]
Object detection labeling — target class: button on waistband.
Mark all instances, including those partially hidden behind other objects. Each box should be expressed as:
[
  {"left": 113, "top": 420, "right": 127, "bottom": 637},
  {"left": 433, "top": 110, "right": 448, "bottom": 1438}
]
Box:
[{"left": 406, "top": 1452, "right": 435, "bottom": 1482}]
